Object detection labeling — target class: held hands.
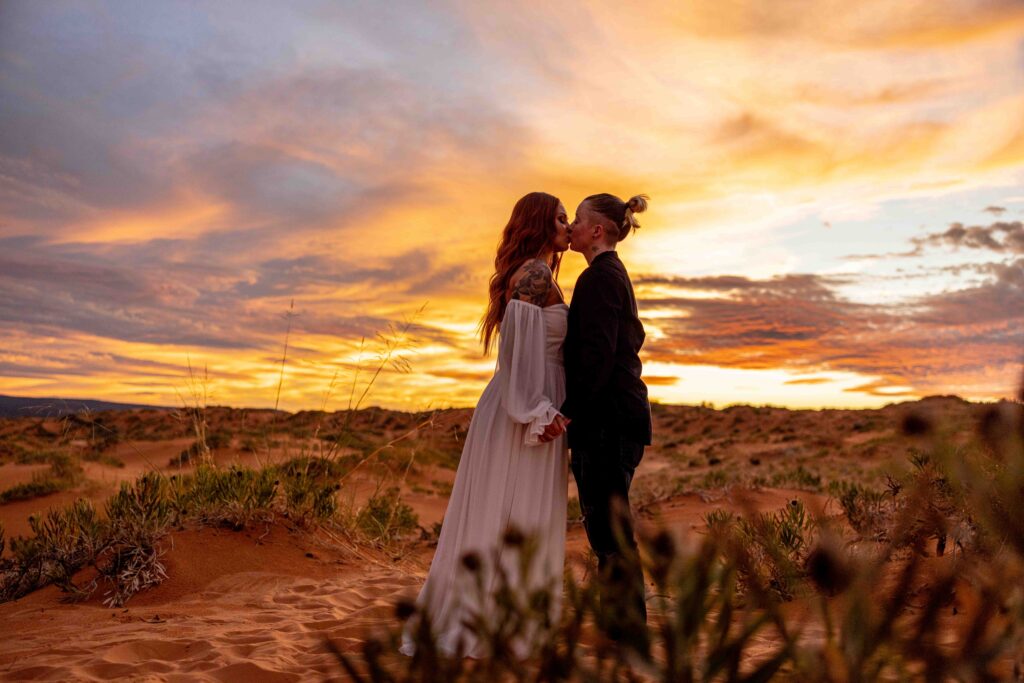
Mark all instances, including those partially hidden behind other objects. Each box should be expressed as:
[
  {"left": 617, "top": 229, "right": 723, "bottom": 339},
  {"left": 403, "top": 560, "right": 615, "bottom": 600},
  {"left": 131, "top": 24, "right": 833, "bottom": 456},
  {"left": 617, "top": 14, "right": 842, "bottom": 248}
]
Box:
[{"left": 538, "top": 414, "right": 570, "bottom": 443}]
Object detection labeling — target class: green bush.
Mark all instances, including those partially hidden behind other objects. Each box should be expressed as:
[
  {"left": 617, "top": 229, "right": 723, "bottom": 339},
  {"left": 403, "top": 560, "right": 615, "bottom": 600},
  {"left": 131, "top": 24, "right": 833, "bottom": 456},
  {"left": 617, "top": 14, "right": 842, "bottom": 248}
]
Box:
[
  {"left": 770, "top": 463, "right": 823, "bottom": 491},
  {"left": 715, "top": 499, "right": 815, "bottom": 601},
  {"left": 30, "top": 499, "right": 106, "bottom": 593},
  {"left": 829, "top": 480, "right": 889, "bottom": 535},
  {"left": 0, "top": 452, "right": 83, "bottom": 504},
  {"left": 279, "top": 463, "right": 337, "bottom": 524},
  {"left": 0, "top": 457, "right": 353, "bottom": 605},
  {"left": 356, "top": 487, "right": 418, "bottom": 544},
  {"left": 184, "top": 465, "right": 279, "bottom": 528},
  {"left": 206, "top": 430, "right": 232, "bottom": 450}
]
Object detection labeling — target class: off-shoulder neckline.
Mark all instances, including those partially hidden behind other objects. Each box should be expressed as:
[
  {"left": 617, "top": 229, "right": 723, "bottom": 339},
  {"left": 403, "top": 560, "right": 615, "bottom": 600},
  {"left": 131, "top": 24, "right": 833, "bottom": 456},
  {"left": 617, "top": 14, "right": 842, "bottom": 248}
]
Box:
[{"left": 506, "top": 299, "right": 568, "bottom": 311}]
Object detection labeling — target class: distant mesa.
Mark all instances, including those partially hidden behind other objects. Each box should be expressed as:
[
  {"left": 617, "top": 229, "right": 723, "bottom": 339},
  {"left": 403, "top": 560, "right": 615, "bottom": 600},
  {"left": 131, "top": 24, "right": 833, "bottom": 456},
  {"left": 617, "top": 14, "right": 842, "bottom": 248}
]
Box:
[
  {"left": 0, "top": 394, "right": 171, "bottom": 418},
  {"left": 917, "top": 394, "right": 971, "bottom": 404}
]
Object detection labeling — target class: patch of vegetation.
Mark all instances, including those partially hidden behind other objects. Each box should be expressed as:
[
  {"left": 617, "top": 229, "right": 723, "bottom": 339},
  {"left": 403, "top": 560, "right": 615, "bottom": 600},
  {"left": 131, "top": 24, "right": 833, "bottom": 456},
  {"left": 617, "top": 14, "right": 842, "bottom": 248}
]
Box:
[
  {"left": 414, "top": 446, "right": 462, "bottom": 471},
  {"left": 181, "top": 465, "right": 280, "bottom": 529},
  {"left": 355, "top": 487, "right": 418, "bottom": 544},
  {"left": 169, "top": 429, "right": 233, "bottom": 467},
  {"left": 320, "top": 429, "right": 376, "bottom": 454},
  {"left": 697, "top": 468, "right": 732, "bottom": 489},
  {"left": 430, "top": 479, "right": 453, "bottom": 497},
  {"left": 279, "top": 462, "right": 338, "bottom": 525},
  {"left": 829, "top": 480, "right": 889, "bottom": 535},
  {"left": 0, "top": 441, "right": 57, "bottom": 464},
  {"left": 703, "top": 500, "right": 817, "bottom": 601},
  {"left": 769, "top": 463, "right": 823, "bottom": 491},
  {"left": 358, "top": 441, "right": 1011, "bottom": 677},
  {"left": 0, "top": 458, "right": 354, "bottom": 605},
  {"left": 0, "top": 453, "right": 83, "bottom": 504},
  {"left": 334, "top": 388, "right": 1024, "bottom": 681},
  {"left": 169, "top": 441, "right": 202, "bottom": 467}
]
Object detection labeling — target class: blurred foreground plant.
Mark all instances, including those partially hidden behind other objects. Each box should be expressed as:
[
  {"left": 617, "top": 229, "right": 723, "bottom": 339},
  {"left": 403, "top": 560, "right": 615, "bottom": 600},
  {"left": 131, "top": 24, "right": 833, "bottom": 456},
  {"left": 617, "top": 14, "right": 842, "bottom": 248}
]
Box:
[{"left": 331, "top": 383, "right": 1024, "bottom": 681}]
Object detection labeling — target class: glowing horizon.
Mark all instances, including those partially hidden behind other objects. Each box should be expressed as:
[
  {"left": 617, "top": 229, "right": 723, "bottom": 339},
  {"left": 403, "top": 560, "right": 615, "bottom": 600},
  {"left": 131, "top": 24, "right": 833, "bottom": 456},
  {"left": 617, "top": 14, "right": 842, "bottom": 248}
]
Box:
[{"left": 1, "top": 1, "right": 1022, "bottom": 412}]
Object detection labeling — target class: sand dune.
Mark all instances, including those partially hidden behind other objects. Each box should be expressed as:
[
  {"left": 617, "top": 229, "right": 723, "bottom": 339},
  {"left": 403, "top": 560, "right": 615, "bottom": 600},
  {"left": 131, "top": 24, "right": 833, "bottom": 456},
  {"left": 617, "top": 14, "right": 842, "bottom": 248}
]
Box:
[
  {"left": 0, "top": 398, "right": 989, "bottom": 680},
  {"left": 0, "top": 523, "right": 425, "bottom": 681},
  {"left": 0, "top": 486, "right": 832, "bottom": 681}
]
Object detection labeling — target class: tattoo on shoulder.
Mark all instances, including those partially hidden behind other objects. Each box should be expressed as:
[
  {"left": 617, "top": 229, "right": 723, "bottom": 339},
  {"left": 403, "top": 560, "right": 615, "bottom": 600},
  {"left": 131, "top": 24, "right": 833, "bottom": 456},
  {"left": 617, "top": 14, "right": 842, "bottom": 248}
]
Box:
[{"left": 511, "top": 260, "right": 552, "bottom": 306}]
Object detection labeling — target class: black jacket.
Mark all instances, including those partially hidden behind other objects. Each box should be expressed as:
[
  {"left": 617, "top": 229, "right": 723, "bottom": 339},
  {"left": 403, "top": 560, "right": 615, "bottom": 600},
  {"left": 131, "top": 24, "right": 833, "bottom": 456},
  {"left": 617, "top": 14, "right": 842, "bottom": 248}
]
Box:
[{"left": 561, "top": 251, "right": 652, "bottom": 448}]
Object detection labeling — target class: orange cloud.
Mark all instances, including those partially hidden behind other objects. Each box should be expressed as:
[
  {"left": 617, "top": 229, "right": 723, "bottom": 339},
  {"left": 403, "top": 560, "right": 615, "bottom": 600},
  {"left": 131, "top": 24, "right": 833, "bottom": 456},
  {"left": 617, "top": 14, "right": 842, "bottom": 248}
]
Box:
[{"left": 1, "top": 2, "right": 1022, "bottom": 409}]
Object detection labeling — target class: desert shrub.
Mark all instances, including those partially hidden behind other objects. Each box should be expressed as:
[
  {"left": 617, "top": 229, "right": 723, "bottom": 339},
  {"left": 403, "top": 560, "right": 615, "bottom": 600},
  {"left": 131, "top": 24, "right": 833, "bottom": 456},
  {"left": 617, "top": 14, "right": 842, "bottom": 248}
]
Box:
[
  {"left": 277, "top": 455, "right": 353, "bottom": 481},
  {"left": 430, "top": 479, "right": 454, "bottom": 497},
  {"left": 415, "top": 446, "right": 462, "bottom": 470},
  {"left": 338, "top": 442, "right": 1024, "bottom": 682},
  {"left": 698, "top": 468, "right": 730, "bottom": 489},
  {"left": 721, "top": 499, "right": 816, "bottom": 601},
  {"left": 0, "top": 477, "right": 66, "bottom": 504},
  {"left": 206, "top": 429, "right": 232, "bottom": 450},
  {"left": 321, "top": 430, "right": 375, "bottom": 454},
  {"left": 0, "top": 452, "right": 83, "bottom": 503},
  {"left": 170, "top": 431, "right": 229, "bottom": 467},
  {"left": 280, "top": 465, "right": 338, "bottom": 524},
  {"left": 86, "top": 420, "right": 120, "bottom": 454},
  {"left": 702, "top": 507, "right": 736, "bottom": 531},
  {"left": 28, "top": 499, "right": 106, "bottom": 595},
  {"left": 170, "top": 440, "right": 203, "bottom": 467},
  {"left": 0, "top": 475, "right": 175, "bottom": 605},
  {"left": 334, "top": 523, "right": 799, "bottom": 681},
  {"left": 1, "top": 535, "right": 47, "bottom": 602},
  {"left": 769, "top": 463, "right": 823, "bottom": 491},
  {"left": 7, "top": 444, "right": 58, "bottom": 464},
  {"left": 0, "top": 458, "right": 352, "bottom": 605},
  {"left": 356, "top": 487, "right": 418, "bottom": 544},
  {"left": 828, "top": 449, "right": 977, "bottom": 556},
  {"left": 97, "top": 538, "right": 168, "bottom": 608},
  {"left": 829, "top": 480, "right": 889, "bottom": 535},
  {"left": 0, "top": 499, "right": 105, "bottom": 602},
  {"left": 184, "top": 465, "right": 279, "bottom": 528},
  {"left": 100, "top": 473, "right": 175, "bottom": 605}
]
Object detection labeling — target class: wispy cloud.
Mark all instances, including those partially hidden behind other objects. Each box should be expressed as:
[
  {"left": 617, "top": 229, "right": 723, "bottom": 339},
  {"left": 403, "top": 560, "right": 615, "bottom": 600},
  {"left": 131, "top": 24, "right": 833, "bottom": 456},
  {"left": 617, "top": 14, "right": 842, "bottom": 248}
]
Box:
[
  {"left": 635, "top": 224, "right": 1024, "bottom": 399},
  {"left": 1, "top": 1, "right": 1022, "bottom": 408},
  {"left": 914, "top": 221, "right": 1024, "bottom": 254}
]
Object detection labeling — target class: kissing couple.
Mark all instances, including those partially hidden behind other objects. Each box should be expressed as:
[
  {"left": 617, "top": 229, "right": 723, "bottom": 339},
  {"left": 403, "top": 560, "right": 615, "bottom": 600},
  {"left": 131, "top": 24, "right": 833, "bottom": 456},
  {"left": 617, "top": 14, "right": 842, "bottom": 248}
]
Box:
[{"left": 400, "top": 191, "right": 653, "bottom": 658}]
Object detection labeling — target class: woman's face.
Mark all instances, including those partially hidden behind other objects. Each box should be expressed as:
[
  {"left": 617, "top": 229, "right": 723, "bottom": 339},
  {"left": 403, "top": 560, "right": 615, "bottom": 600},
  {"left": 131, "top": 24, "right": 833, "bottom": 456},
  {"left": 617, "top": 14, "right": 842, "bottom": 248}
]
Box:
[{"left": 552, "top": 202, "right": 570, "bottom": 252}]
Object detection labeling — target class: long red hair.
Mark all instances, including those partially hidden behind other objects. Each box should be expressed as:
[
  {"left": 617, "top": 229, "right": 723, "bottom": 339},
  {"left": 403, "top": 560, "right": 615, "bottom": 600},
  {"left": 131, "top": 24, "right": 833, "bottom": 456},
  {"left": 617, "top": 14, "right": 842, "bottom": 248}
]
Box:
[{"left": 480, "top": 192, "right": 563, "bottom": 354}]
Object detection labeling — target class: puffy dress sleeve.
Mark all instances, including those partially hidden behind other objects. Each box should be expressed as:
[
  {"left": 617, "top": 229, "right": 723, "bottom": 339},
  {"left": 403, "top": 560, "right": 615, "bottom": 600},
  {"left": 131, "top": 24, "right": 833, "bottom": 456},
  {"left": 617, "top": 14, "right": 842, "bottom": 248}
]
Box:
[{"left": 496, "top": 299, "right": 561, "bottom": 446}]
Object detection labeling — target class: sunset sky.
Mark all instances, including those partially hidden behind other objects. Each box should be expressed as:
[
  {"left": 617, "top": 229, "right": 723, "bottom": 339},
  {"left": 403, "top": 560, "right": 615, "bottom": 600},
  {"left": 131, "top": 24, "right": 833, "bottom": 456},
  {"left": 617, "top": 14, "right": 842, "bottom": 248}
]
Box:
[{"left": 1, "top": 1, "right": 1023, "bottom": 412}]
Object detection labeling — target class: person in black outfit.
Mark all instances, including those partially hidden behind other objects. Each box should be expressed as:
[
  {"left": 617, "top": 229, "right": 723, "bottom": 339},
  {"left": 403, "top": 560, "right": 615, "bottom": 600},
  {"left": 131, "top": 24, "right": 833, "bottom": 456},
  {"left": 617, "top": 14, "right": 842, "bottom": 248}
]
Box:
[{"left": 541, "top": 192, "right": 652, "bottom": 647}]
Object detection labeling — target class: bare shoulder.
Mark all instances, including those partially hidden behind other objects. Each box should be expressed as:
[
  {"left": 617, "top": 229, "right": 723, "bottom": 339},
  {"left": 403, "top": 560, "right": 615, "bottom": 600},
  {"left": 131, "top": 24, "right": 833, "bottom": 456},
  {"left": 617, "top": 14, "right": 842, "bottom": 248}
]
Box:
[{"left": 509, "top": 259, "right": 553, "bottom": 307}]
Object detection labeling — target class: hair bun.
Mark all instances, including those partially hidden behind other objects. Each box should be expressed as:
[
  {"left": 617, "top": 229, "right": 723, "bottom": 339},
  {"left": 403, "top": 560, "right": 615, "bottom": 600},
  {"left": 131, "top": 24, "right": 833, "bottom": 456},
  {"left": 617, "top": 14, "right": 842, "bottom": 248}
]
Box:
[
  {"left": 620, "top": 194, "right": 649, "bottom": 239},
  {"left": 626, "top": 194, "right": 649, "bottom": 214}
]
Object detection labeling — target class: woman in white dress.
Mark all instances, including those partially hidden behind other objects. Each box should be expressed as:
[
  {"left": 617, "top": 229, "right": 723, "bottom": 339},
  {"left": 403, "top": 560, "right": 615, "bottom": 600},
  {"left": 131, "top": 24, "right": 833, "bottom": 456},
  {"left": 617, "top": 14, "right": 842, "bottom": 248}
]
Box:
[{"left": 400, "top": 192, "right": 572, "bottom": 658}]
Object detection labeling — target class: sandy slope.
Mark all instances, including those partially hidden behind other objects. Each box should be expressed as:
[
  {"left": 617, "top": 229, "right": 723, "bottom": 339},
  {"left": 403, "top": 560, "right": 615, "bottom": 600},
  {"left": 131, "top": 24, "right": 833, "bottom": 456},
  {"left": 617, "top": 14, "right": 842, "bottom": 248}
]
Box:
[
  {"left": 0, "top": 484, "right": 830, "bottom": 681},
  {"left": 0, "top": 398, "right": 985, "bottom": 680},
  {"left": 0, "top": 522, "right": 421, "bottom": 681}
]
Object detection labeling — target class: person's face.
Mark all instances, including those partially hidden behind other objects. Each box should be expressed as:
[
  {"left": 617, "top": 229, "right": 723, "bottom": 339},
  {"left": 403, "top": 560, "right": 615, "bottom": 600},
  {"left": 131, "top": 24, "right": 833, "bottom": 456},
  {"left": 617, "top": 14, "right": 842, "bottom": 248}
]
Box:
[
  {"left": 552, "top": 202, "right": 570, "bottom": 252},
  {"left": 569, "top": 201, "right": 601, "bottom": 253}
]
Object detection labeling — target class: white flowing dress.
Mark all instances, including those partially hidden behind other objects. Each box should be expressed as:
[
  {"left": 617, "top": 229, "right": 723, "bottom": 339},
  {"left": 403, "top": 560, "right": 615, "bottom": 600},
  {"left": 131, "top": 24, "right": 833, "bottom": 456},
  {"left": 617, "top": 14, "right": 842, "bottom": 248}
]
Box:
[{"left": 400, "top": 299, "right": 569, "bottom": 658}]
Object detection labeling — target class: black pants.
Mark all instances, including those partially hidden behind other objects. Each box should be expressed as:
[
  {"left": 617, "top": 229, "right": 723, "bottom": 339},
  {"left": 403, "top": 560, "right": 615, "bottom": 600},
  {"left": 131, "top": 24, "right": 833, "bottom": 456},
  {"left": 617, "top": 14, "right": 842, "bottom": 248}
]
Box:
[{"left": 570, "top": 431, "right": 647, "bottom": 629}]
